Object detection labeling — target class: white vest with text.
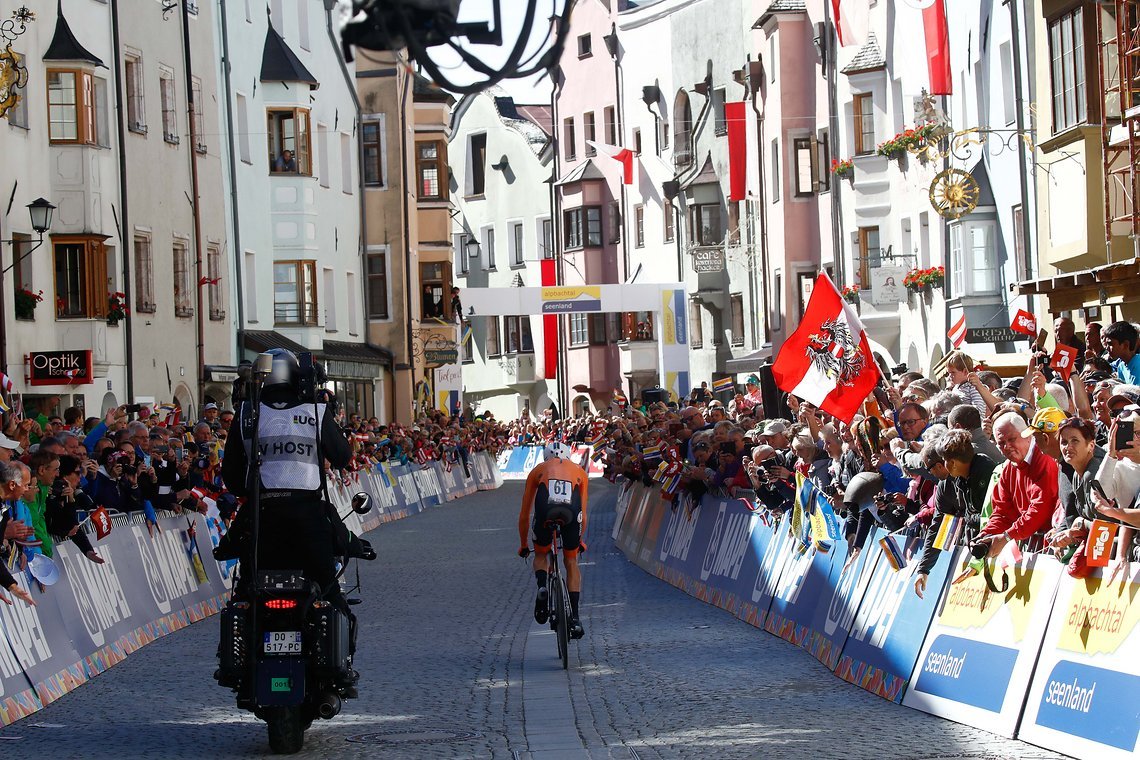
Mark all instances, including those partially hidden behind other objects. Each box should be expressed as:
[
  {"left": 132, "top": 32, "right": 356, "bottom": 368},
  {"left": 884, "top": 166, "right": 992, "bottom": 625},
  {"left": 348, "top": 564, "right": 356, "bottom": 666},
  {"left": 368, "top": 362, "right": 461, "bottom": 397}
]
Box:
[{"left": 244, "top": 402, "right": 327, "bottom": 492}]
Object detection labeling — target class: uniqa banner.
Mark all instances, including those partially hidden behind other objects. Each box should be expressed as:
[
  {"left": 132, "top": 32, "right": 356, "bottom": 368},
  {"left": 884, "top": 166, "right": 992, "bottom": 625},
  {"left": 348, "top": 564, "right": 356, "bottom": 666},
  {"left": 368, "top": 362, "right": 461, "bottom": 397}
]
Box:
[
  {"left": 1018, "top": 563, "right": 1140, "bottom": 758},
  {"left": 902, "top": 550, "right": 1063, "bottom": 736}
]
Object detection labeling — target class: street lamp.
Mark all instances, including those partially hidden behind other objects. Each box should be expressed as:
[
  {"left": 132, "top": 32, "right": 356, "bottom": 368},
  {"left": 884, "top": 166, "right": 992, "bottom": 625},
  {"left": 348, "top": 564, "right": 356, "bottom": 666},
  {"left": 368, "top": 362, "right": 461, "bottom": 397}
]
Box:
[
  {"left": 1, "top": 198, "right": 56, "bottom": 275},
  {"left": 465, "top": 236, "right": 480, "bottom": 258},
  {"left": 26, "top": 198, "right": 55, "bottom": 236}
]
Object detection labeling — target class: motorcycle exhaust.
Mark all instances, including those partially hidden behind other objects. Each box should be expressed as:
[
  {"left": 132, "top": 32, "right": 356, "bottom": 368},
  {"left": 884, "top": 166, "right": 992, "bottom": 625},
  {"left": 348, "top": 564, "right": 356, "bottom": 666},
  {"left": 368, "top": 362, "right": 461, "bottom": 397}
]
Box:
[{"left": 317, "top": 691, "right": 342, "bottom": 719}]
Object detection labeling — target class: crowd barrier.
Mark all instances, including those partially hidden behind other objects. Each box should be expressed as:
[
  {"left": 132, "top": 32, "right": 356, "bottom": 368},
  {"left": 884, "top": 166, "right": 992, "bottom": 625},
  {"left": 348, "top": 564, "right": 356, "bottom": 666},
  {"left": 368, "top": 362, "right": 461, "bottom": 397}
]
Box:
[
  {"left": 498, "top": 445, "right": 603, "bottom": 480},
  {"left": 612, "top": 481, "right": 1140, "bottom": 759},
  {"left": 0, "top": 451, "right": 503, "bottom": 727}
]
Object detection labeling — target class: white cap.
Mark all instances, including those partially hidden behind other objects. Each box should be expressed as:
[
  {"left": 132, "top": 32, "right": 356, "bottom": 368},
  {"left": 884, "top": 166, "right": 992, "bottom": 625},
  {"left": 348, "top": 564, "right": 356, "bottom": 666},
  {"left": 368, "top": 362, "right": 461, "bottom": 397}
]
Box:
[{"left": 0, "top": 433, "right": 20, "bottom": 450}]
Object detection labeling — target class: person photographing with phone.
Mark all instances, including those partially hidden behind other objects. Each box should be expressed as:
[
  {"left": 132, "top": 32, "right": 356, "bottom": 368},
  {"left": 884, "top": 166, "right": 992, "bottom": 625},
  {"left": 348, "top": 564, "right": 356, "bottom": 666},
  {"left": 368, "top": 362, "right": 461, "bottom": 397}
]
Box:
[{"left": 44, "top": 455, "right": 105, "bottom": 564}]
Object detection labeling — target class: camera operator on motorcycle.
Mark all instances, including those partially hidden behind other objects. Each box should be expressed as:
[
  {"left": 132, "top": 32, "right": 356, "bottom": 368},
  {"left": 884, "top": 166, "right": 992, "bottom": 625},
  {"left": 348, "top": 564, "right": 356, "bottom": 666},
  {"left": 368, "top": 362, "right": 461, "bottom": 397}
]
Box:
[{"left": 218, "top": 348, "right": 363, "bottom": 691}]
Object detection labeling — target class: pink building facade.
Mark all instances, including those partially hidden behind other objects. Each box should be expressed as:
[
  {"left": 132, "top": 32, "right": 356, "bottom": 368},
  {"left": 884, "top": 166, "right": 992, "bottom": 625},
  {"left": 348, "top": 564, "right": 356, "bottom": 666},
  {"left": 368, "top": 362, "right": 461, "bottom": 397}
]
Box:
[{"left": 552, "top": 0, "right": 631, "bottom": 414}]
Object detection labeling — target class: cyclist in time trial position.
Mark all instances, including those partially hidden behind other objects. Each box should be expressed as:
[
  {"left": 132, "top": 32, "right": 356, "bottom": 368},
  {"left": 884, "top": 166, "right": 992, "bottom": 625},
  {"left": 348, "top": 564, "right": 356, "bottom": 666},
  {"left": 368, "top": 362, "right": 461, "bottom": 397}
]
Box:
[{"left": 518, "top": 442, "right": 589, "bottom": 638}]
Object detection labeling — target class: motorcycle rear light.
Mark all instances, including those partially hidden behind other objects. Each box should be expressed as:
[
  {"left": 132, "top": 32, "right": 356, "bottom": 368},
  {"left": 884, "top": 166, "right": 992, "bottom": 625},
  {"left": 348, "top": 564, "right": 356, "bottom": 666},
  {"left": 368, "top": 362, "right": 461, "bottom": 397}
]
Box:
[{"left": 264, "top": 598, "right": 299, "bottom": 610}]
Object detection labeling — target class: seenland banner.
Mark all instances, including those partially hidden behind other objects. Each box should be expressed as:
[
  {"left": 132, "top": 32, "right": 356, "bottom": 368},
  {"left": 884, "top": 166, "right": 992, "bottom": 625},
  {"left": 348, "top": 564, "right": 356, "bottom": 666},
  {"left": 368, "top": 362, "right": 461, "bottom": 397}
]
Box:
[
  {"left": 1018, "top": 563, "right": 1140, "bottom": 758},
  {"left": 903, "top": 550, "right": 1062, "bottom": 736}
]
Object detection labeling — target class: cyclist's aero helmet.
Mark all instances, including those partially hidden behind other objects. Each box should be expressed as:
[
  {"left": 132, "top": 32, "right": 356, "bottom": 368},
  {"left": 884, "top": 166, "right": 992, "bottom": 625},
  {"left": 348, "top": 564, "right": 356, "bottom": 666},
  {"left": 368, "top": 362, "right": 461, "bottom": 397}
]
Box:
[{"left": 544, "top": 441, "right": 573, "bottom": 460}]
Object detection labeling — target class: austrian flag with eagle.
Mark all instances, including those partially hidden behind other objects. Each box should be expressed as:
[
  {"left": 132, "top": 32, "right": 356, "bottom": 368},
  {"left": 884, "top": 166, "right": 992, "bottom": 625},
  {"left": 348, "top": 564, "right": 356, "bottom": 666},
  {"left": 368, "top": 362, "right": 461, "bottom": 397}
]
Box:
[{"left": 772, "top": 272, "right": 881, "bottom": 424}]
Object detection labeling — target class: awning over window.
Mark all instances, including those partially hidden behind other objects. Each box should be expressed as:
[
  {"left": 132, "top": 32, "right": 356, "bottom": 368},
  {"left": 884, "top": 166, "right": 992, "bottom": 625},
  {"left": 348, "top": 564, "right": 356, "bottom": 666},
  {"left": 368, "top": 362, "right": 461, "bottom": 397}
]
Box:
[
  {"left": 1014, "top": 257, "right": 1140, "bottom": 311},
  {"left": 724, "top": 346, "right": 773, "bottom": 374},
  {"left": 242, "top": 332, "right": 393, "bottom": 377}
]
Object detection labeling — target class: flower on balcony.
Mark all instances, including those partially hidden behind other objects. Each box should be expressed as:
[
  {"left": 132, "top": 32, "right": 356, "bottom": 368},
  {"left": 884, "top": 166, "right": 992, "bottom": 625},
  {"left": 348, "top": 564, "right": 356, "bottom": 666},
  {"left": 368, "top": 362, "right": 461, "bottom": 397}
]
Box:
[
  {"left": 902, "top": 266, "right": 945, "bottom": 292},
  {"left": 107, "top": 291, "right": 130, "bottom": 325},
  {"left": 831, "top": 157, "right": 854, "bottom": 178},
  {"left": 13, "top": 288, "right": 42, "bottom": 320},
  {"left": 840, "top": 285, "right": 860, "bottom": 304}
]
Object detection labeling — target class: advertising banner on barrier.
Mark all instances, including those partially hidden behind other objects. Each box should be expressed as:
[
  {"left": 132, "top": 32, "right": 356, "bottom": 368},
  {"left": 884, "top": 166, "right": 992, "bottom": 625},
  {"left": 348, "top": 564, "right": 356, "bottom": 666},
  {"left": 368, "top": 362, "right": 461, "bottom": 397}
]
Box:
[
  {"left": 903, "top": 550, "right": 1062, "bottom": 736},
  {"left": 834, "top": 527, "right": 955, "bottom": 703},
  {"left": 498, "top": 447, "right": 544, "bottom": 480},
  {"left": 471, "top": 452, "right": 500, "bottom": 490},
  {"left": 611, "top": 481, "right": 636, "bottom": 541},
  {"left": 694, "top": 497, "right": 767, "bottom": 621},
  {"left": 614, "top": 483, "right": 646, "bottom": 561},
  {"left": 763, "top": 524, "right": 832, "bottom": 647},
  {"left": 0, "top": 512, "right": 228, "bottom": 724},
  {"left": 568, "top": 444, "right": 604, "bottom": 478},
  {"left": 1018, "top": 563, "right": 1140, "bottom": 758},
  {"left": 802, "top": 537, "right": 877, "bottom": 670}
]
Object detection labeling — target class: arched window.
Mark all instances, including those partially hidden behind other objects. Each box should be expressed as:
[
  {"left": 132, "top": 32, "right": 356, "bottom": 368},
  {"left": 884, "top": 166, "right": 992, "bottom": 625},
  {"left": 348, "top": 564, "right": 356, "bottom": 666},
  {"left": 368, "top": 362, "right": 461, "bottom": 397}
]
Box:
[{"left": 673, "top": 90, "right": 693, "bottom": 168}]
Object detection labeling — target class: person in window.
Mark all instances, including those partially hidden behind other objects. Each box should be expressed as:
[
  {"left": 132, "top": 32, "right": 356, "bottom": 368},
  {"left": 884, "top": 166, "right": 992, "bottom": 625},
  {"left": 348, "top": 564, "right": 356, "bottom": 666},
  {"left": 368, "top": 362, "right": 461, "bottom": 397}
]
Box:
[
  {"left": 450, "top": 287, "right": 463, "bottom": 323},
  {"left": 274, "top": 149, "right": 298, "bottom": 173},
  {"left": 423, "top": 286, "right": 443, "bottom": 318}
]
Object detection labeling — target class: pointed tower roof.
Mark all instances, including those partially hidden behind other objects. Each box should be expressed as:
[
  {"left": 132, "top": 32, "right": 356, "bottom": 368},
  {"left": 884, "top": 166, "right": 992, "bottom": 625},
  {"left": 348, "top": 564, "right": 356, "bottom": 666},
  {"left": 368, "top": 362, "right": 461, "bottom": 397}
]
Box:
[
  {"left": 43, "top": 0, "right": 105, "bottom": 68},
  {"left": 260, "top": 24, "right": 318, "bottom": 89}
]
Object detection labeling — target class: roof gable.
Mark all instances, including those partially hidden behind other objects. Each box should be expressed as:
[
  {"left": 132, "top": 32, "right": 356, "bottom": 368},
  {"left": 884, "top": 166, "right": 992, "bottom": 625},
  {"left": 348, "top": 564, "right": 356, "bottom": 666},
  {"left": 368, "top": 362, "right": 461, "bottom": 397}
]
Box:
[
  {"left": 43, "top": 0, "right": 105, "bottom": 68},
  {"left": 260, "top": 25, "right": 318, "bottom": 88}
]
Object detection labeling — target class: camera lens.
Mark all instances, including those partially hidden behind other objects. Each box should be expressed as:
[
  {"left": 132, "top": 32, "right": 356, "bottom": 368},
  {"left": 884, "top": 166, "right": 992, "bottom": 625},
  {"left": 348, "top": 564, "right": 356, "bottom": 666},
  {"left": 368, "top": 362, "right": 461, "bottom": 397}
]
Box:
[{"left": 970, "top": 542, "right": 989, "bottom": 560}]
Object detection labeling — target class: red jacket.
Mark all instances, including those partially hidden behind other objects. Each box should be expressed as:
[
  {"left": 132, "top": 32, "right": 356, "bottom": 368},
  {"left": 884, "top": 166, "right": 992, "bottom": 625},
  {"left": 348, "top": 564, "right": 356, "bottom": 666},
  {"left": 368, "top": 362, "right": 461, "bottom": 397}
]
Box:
[{"left": 983, "top": 444, "right": 1058, "bottom": 541}]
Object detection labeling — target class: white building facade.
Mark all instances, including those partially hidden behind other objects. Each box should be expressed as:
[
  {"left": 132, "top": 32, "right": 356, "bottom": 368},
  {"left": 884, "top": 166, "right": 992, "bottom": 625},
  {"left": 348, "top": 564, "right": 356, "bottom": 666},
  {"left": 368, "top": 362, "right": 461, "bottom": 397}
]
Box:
[
  {"left": 214, "top": 0, "right": 381, "bottom": 416},
  {"left": 449, "top": 90, "right": 556, "bottom": 420}
]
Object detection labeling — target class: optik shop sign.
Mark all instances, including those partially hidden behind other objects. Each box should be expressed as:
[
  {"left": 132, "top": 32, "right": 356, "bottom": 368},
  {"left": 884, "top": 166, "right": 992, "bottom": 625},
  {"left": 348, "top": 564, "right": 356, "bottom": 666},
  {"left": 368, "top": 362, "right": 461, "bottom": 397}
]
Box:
[{"left": 28, "top": 350, "right": 93, "bottom": 386}]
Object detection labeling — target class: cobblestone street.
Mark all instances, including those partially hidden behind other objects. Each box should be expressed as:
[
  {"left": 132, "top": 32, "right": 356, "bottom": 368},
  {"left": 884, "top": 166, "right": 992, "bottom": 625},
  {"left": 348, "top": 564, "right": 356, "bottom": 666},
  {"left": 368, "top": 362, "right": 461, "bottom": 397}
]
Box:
[{"left": 0, "top": 481, "right": 1065, "bottom": 759}]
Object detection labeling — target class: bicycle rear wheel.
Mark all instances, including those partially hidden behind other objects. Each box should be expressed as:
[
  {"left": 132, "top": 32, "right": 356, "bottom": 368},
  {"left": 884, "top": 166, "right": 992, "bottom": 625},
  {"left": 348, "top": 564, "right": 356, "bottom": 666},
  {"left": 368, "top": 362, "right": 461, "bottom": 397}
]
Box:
[{"left": 551, "top": 575, "right": 569, "bottom": 669}]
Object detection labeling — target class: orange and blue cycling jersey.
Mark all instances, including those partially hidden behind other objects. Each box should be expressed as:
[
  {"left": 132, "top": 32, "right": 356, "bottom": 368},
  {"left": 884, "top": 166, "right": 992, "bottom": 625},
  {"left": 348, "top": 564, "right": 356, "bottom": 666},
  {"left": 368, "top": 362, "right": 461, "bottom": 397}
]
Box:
[{"left": 519, "top": 457, "right": 589, "bottom": 555}]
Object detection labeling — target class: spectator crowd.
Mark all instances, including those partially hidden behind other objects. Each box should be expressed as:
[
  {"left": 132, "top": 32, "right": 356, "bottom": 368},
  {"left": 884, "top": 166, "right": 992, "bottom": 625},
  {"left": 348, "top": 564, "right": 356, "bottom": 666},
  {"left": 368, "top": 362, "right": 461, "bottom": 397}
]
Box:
[
  {"left": 0, "top": 396, "right": 514, "bottom": 606},
  {"left": 533, "top": 320, "right": 1140, "bottom": 593},
  {"left": 3, "top": 315, "right": 1138, "bottom": 607}
]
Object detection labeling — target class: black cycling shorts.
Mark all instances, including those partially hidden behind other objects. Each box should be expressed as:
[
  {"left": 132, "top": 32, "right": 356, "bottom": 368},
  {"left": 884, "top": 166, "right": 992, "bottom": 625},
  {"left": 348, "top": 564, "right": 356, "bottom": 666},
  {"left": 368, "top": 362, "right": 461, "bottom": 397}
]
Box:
[{"left": 530, "top": 483, "right": 583, "bottom": 552}]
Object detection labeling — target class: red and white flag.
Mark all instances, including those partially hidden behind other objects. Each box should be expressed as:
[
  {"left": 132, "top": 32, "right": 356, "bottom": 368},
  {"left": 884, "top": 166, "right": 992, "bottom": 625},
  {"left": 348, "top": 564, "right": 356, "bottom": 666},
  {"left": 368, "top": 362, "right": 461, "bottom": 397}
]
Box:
[
  {"left": 0, "top": 372, "right": 13, "bottom": 393},
  {"left": 897, "top": 0, "right": 952, "bottom": 95},
  {"left": 586, "top": 140, "right": 635, "bottom": 185},
  {"left": 772, "top": 272, "right": 881, "bottom": 425},
  {"left": 831, "top": 0, "right": 869, "bottom": 48},
  {"left": 948, "top": 314, "right": 967, "bottom": 349}
]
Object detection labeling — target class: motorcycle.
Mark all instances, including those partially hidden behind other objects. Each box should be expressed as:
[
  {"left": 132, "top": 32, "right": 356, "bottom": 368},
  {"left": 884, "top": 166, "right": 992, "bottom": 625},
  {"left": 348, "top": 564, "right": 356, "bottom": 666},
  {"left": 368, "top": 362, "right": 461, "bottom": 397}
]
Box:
[{"left": 216, "top": 492, "right": 376, "bottom": 754}]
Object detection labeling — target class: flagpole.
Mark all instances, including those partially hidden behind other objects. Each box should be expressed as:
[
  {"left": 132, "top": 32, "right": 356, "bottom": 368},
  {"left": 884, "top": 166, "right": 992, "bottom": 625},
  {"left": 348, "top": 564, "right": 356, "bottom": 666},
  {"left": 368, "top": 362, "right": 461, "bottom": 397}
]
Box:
[{"left": 825, "top": 0, "right": 845, "bottom": 290}]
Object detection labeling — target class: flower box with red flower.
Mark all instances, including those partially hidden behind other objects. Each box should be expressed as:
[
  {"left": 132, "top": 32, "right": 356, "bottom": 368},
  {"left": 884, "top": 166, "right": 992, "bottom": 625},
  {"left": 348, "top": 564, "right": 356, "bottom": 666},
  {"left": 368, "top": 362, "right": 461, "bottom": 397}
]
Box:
[
  {"left": 902, "top": 265, "right": 946, "bottom": 293},
  {"left": 840, "top": 285, "right": 860, "bottom": 304},
  {"left": 13, "top": 288, "right": 43, "bottom": 320},
  {"left": 107, "top": 292, "right": 130, "bottom": 325},
  {"left": 831, "top": 157, "right": 854, "bottom": 178}
]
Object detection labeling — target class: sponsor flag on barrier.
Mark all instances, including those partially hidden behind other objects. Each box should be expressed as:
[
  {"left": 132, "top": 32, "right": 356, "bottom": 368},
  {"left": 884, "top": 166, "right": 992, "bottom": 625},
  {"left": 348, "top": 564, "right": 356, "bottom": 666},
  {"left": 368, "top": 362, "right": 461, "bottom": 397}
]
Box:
[
  {"left": 790, "top": 474, "right": 812, "bottom": 553},
  {"left": 1010, "top": 308, "right": 1037, "bottom": 337},
  {"left": 1085, "top": 519, "right": 1119, "bottom": 567},
  {"left": 772, "top": 272, "right": 881, "bottom": 425},
  {"left": 879, "top": 532, "right": 907, "bottom": 571},
  {"left": 91, "top": 505, "right": 113, "bottom": 540},
  {"left": 712, "top": 377, "right": 735, "bottom": 395},
  {"left": 932, "top": 513, "right": 963, "bottom": 550},
  {"left": 948, "top": 314, "right": 967, "bottom": 349},
  {"left": 1051, "top": 344, "right": 1078, "bottom": 382}
]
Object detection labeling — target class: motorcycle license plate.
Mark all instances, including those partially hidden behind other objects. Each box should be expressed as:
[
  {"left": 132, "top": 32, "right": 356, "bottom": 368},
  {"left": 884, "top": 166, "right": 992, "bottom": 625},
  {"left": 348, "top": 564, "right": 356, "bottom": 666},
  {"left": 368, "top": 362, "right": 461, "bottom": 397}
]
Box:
[{"left": 263, "top": 631, "right": 302, "bottom": 654}]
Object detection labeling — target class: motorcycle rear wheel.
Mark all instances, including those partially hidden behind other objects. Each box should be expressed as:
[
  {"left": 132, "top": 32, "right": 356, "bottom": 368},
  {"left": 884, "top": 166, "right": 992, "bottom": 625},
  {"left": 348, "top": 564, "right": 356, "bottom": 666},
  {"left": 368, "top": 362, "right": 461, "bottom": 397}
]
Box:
[{"left": 266, "top": 706, "right": 305, "bottom": 754}]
